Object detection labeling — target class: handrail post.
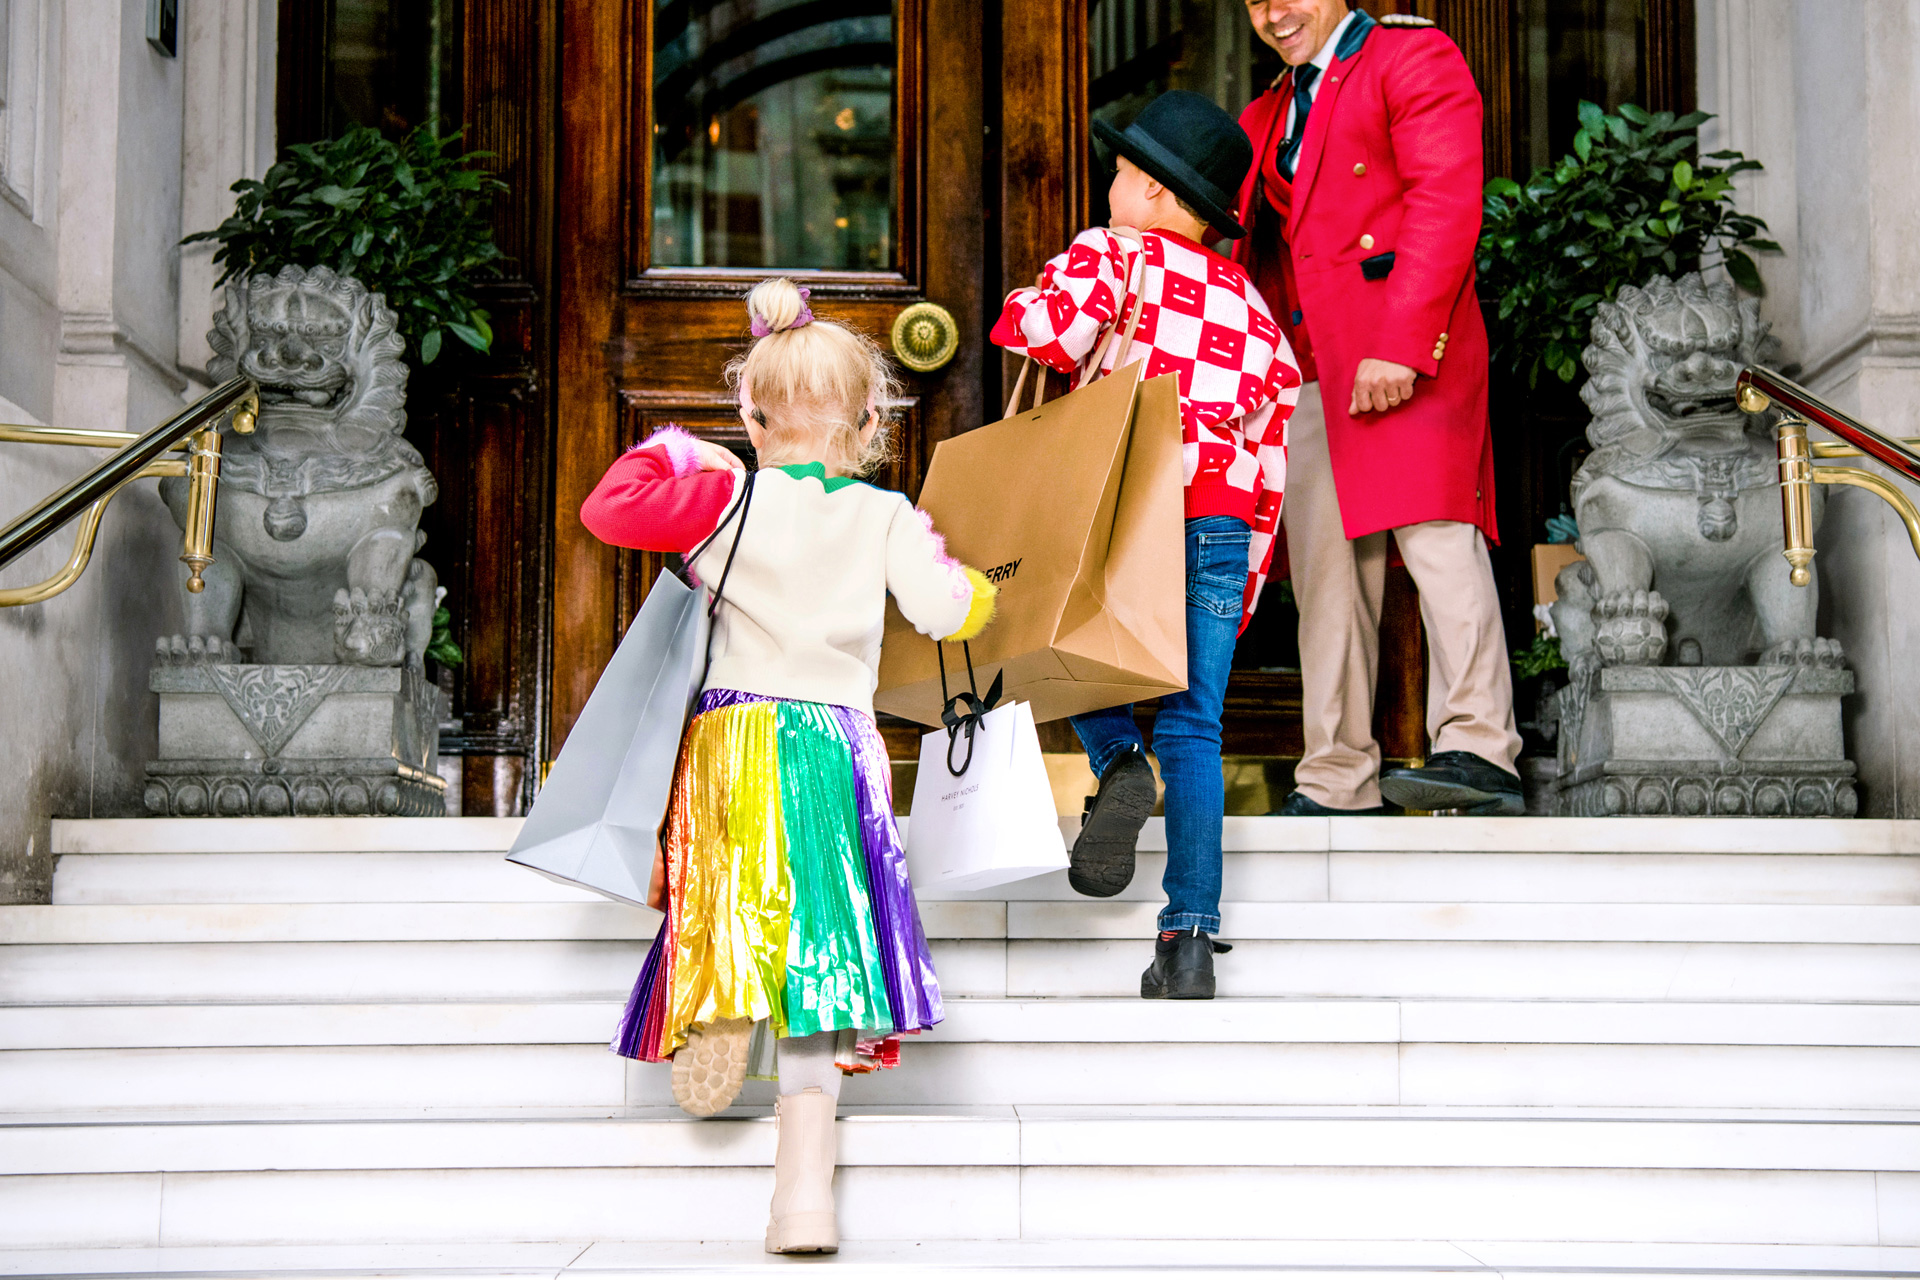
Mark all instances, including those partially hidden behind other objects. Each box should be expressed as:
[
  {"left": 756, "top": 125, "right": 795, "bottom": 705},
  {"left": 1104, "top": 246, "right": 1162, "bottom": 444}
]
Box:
[
  {"left": 1776, "top": 416, "right": 1817, "bottom": 588},
  {"left": 180, "top": 427, "right": 224, "bottom": 593}
]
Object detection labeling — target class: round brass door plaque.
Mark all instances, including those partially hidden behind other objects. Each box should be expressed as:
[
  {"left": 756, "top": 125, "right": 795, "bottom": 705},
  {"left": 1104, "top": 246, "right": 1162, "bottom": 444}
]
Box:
[{"left": 890, "top": 302, "right": 960, "bottom": 373}]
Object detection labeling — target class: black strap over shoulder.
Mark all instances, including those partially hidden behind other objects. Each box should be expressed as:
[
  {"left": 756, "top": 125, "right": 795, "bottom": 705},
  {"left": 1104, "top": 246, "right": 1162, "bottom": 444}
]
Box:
[{"left": 689, "top": 469, "right": 755, "bottom": 691}]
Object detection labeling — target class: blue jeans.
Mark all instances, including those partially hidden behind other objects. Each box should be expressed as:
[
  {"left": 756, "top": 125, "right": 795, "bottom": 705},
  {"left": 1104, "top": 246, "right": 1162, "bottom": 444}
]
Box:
[{"left": 1070, "top": 515, "right": 1248, "bottom": 934}]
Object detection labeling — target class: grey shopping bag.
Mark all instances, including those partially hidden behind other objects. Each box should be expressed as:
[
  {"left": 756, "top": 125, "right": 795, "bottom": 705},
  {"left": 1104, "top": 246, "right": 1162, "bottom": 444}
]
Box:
[{"left": 507, "top": 472, "right": 754, "bottom": 905}]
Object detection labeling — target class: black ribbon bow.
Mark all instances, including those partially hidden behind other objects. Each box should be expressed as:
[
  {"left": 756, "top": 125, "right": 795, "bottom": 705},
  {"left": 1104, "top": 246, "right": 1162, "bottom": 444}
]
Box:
[{"left": 937, "top": 640, "right": 1005, "bottom": 776}]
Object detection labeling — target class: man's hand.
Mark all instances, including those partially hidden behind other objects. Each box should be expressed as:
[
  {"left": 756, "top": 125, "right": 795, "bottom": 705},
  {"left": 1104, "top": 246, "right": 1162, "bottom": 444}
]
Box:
[
  {"left": 690, "top": 436, "right": 745, "bottom": 472},
  {"left": 1350, "top": 359, "right": 1418, "bottom": 416}
]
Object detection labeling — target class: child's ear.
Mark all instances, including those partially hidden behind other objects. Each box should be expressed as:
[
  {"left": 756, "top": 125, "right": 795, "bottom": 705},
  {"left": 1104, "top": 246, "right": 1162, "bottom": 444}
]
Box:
[{"left": 858, "top": 397, "right": 882, "bottom": 445}]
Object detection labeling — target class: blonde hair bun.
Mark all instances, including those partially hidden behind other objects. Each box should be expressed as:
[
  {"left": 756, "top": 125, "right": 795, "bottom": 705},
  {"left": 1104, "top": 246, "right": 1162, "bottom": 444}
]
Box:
[
  {"left": 746, "top": 278, "right": 810, "bottom": 335},
  {"left": 728, "top": 277, "right": 902, "bottom": 478}
]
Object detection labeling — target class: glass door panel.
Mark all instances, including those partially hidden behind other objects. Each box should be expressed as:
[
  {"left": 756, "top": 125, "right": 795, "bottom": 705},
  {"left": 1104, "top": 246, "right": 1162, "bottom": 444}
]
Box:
[{"left": 651, "top": 0, "right": 896, "bottom": 270}]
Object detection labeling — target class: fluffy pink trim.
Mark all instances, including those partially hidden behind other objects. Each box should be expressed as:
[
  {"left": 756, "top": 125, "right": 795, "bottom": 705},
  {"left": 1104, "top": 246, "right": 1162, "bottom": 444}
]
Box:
[
  {"left": 913, "top": 506, "right": 974, "bottom": 601},
  {"left": 634, "top": 424, "right": 703, "bottom": 478}
]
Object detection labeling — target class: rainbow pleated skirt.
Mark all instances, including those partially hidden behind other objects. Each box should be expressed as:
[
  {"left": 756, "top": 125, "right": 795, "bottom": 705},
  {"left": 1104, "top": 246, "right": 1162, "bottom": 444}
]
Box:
[{"left": 612, "top": 689, "right": 942, "bottom": 1070}]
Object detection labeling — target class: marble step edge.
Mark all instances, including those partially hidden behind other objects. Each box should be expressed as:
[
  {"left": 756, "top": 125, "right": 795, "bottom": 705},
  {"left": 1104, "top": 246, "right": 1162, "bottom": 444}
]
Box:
[
  {"left": 3, "top": 1238, "right": 1920, "bottom": 1280},
  {"left": 49, "top": 849, "right": 1920, "bottom": 912},
  {"left": 3, "top": 1108, "right": 1917, "bottom": 1176},
  {"left": 4, "top": 998, "right": 1918, "bottom": 1050},
  {"left": 7, "top": 901, "right": 1920, "bottom": 945},
  {"left": 52, "top": 816, "right": 1920, "bottom": 857}
]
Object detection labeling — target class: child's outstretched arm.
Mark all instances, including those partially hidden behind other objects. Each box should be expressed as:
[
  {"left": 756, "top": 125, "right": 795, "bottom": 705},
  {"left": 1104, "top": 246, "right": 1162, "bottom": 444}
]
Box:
[
  {"left": 989, "top": 228, "right": 1132, "bottom": 375},
  {"left": 580, "top": 426, "right": 744, "bottom": 551},
  {"left": 886, "top": 501, "right": 998, "bottom": 643}
]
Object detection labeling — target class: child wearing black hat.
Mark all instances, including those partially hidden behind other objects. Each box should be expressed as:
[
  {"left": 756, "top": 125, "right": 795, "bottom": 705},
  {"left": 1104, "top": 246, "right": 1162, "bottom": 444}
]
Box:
[{"left": 992, "top": 89, "right": 1300, "bottom": 999}]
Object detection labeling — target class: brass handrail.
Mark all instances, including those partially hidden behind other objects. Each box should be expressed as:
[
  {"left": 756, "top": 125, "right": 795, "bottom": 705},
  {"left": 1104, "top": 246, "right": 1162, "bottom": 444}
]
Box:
[
  {"left": 1738, "top": 365, "right": 1920, "bottom": 587},
  {"left": 0, "top": 377, "right": 258, "bottom": 607}
]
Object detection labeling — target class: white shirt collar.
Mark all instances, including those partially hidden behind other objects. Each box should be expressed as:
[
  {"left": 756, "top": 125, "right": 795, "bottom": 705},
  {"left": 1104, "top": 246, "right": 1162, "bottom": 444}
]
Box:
[{"left": 1308, "top": 9, "right": 1360, "bottom": 82}]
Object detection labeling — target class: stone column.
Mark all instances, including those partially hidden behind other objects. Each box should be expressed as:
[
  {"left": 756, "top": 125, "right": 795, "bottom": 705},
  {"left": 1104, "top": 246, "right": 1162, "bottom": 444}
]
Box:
[{"left": 1697, "top": 0, "right": 1920, "bottom": 815}]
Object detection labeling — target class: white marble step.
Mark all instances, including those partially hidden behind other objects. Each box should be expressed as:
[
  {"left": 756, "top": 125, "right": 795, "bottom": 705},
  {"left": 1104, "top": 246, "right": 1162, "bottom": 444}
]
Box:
[
  {"left": 10, "top": 901, "right": 1920, "bottom": 945},
  {"left": 5, "top": 1107, "right": 1916, "bottom": 1174},
  {"left": 51, "top": 815, "right": 1920, "bottom": 856},
  {"left": 6, "top": 1038, "right": 1917, "bottom": 1112},
  {"left": 7, "top": 936, "right": 1917, "bottom": 1004},
  {"left": 3, "top": 1239, "right": 1918, "bottom": 1280},
  {"left": 51, "top": 848, "right": 1920, "bottom": 907},
  {"left": 8, "top": 998, "right": 1917, "bottom": 1050},
  {"left": 2, "top": 1128, "right": 1914, "bottom": 1247}
]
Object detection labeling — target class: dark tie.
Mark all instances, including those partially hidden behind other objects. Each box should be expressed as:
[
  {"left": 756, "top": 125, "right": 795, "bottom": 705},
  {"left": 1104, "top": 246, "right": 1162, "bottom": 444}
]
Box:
[{"left": 1278, "top": 64, "right": 1321, "bottom": 181}]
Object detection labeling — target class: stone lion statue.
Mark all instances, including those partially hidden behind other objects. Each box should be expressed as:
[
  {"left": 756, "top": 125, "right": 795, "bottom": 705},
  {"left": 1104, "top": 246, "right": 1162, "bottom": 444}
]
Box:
[
  {"left": 1551, "top": 272, "right": 1843, "bottom": 676},
  {"left": 160, "top": 266, "right": 438, "bottom": 667}
]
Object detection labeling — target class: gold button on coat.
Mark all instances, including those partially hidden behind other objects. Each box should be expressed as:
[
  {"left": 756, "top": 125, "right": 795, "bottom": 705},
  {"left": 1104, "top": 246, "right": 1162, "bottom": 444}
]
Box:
[
  {"left": 1359, "top": 234, "right": 1375, "bottom": 250},
  {"left": 1353, "top": 162, "right": 1367, "bottom": 176}
]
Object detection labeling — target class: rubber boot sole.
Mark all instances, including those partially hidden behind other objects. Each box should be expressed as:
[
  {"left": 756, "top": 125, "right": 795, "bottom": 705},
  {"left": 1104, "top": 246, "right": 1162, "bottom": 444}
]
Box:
[
  {"left": 1141, "top": 968, "right": 1216, "bottom": 999},
  {"left": 1069, "top": 758, "right": 1156, "bottom": 898},
  {"left": 671, "top": 1017, "right": 752, "bottom": 1117},
  {"left": 1379, "top": 774, "right": 1525, "bottom": 815},
  {"left": 766, "top": 1212, "right": 840, "bottom": 1254}
]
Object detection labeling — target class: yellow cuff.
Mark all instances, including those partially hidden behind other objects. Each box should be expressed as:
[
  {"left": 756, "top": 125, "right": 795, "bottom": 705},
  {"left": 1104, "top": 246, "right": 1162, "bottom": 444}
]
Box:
[{"left": 944, "top": 567, "right": 998, "bottom": 642}]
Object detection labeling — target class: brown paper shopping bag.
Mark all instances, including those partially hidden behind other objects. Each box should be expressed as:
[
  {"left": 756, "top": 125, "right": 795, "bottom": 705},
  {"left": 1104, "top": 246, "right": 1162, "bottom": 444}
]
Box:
[{"left": 875, "top": 360, "right": 1188, "bottom": 725}]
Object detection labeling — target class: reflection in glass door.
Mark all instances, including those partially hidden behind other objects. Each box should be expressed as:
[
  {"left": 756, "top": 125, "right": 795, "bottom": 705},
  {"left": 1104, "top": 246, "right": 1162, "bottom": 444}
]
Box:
[{"left": 651, "top": 0, "right": 896, "bottom": 270}]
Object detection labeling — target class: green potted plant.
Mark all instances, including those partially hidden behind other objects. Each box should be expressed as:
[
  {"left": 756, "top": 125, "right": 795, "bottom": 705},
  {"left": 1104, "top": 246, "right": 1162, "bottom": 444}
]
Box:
[
  {"left": 186, "top": 125, "right": 508, "bottom": 364},
  {"left": 1477, "top": 102, "right": 1779, "bottom": 388}
]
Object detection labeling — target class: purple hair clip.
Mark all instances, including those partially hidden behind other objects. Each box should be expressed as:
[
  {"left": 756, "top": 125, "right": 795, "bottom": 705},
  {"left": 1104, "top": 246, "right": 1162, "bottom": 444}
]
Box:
[{"left": 751, "top": 286, "right": 814, "bottom": 337}]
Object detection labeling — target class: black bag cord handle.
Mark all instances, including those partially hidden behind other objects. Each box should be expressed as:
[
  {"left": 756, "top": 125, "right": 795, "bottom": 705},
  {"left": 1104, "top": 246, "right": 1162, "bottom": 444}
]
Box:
[
  {"left": 687, "top": 468, "right": 756, "bottom": 692},
  {"left": 936, "top": 639, "right": 1004, "bottom": 777}
]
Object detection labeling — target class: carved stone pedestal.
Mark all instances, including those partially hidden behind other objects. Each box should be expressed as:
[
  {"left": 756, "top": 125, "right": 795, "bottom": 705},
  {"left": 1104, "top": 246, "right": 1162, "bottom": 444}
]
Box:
[
  {"left": 1552, "top": 665, "right": 1856, "bottom": 817},
  {"left": 144, "top": 662, "right": 446, "bottom": 816}
]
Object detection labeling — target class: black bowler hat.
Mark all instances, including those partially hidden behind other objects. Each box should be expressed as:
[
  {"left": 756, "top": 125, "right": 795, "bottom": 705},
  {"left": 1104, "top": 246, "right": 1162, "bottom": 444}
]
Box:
[{"left": 1093, "top": 90, "right": 1253, "bottom": 240}]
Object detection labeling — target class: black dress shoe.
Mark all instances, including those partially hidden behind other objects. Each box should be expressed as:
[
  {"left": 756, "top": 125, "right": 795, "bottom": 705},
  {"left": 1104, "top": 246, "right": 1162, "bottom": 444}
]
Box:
[
  {"left": 1069, "top": 745, "right": 1156, "bottom": 898},
  {"left": 1141, "top": 929, "right": 1232, "bottom": 999},
  {"left": 1273, "top": 789, "right": 1388, "bottom": 817},
  {"left": 1378, "top": 750, "right": 1525, "bottom": 815}
]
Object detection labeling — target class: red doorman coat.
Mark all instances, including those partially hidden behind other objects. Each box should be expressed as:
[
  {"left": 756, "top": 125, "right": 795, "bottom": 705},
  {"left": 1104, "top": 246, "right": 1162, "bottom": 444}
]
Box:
[{"left": 1232, "top": 11, "right": 1498, "bottom": 544}]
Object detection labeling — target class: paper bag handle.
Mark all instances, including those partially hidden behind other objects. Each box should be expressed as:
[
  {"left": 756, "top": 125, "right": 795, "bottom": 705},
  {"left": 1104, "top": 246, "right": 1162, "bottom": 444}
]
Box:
[
  {"left": 686, "top": 468, "right": 756, "bottom": 692},
  {"left": 936, "top": 640, "right": 1005, "bottom": 776},
  {"left": 1001, "top": 226, "right": 1149, "bottom": 419}
]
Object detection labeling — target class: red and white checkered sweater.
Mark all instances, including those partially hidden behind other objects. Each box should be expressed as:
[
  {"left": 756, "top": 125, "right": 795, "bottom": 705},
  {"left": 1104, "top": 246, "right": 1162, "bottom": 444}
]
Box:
[{"left": 991, "top": 227, "right": 1300, "bottom": 628}]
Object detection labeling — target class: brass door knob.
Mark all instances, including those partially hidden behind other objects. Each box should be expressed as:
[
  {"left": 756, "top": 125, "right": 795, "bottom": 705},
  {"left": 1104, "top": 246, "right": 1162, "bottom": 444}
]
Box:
[{"left": 891, "top": 302, "right": 960, "bottom": 373}]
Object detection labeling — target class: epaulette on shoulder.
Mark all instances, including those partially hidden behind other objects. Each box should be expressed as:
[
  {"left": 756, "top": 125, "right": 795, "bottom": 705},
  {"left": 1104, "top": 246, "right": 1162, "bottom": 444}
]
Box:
[{"left": 1378, "top": 13, "right": 1437, "bottom": 26}]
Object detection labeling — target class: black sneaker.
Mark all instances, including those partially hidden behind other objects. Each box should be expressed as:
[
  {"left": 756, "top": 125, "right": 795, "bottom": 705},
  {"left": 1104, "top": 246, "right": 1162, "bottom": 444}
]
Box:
[
  {"left": 1141, "top": 929, "right": 1232, "bottom": 1000},
  {"left": 1069, "top": 746, "right": 1156, "bottom": 898},
  {"left": 1378, "top": 750, "right": 1525, "bottom": 815},
  {"left": 1273, "top": 789, "right": 1388, "bottom": 817}
]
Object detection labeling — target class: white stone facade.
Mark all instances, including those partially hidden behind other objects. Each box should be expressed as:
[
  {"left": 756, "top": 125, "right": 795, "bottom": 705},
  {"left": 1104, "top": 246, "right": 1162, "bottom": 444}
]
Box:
[
  {"left": 1698, "top": 0, "right": 1920, "bottom": 817},
  {"left": 0, "top": 0, "right": 274, "bottom": 899}
]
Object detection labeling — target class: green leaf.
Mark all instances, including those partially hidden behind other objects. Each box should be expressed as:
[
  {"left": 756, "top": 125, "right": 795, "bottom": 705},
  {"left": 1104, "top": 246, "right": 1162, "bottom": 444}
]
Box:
[
  {"left": 1724, "top": 249, "right": 1764, "bottom": 291},
  {"left": 1573, "top": 131, "right": 1593, "bottom": 162},
  {"left": 1577, "top": 100, "right": 1606, "bottom": 133},
  {"left": 1485, "top": 176, "right": 1522, "bottom": 199},
  {"left": 351, "top": 227, "right": 374, "bottom": 257},
  {"left": 445, "top": 320, "right": 488, "bottom": 352},
  {"left": 1672, "top": 159, "right": 1694, "bottom": 191},
  {"left": 1618, "top": 103, "right": 1652, "bottom": 125},
  {"left": 420, "top": 327, "right": 444, "bottom": 363}
]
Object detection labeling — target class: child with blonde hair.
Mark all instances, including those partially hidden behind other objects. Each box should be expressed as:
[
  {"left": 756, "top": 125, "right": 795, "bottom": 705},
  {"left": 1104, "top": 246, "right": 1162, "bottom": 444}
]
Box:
[{"left": 580, "top": 278, "right": 996, "bottom": 1254}]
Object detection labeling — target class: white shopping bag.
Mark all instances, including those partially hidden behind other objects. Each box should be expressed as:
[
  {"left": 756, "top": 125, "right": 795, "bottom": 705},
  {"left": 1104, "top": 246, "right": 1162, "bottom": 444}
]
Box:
[{"left": 905, "top": 698, "right": 1068, "bottom": 891}]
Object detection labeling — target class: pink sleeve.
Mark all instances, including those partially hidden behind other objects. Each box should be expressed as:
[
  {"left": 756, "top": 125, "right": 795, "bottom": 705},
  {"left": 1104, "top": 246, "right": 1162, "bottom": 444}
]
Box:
[
  {"left": 579, "top": 426, "right": 740, "bottom": 552},
  {"left": 988, "top": 228, "right": 1132, "bottom": 375}
]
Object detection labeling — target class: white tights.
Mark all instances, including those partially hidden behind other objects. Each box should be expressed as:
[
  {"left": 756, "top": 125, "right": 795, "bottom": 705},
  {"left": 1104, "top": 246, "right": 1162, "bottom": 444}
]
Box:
[{"left": 776, "top": 1030, "right": 842, "bottom": 1100}]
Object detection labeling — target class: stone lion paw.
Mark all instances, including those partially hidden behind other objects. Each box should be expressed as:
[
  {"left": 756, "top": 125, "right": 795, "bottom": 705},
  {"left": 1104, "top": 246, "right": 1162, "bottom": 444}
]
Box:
[
  {"left": 1594, "top": 589, "right": 1669, "bottom": 666},
  {"left": 1761, "top": 636, "right": 1848, "bottom": 669},
  {"left": 154, "top": 634, "right": 239, "bottom": 666},
  {"left": 332, "top": 587, "right": 407, "bottom": 666}
]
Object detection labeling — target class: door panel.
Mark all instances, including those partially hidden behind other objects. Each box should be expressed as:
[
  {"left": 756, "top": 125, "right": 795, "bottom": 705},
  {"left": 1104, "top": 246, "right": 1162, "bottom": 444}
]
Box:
[{"left": 553, "top": 0, "right": 982, "bottom": 755}]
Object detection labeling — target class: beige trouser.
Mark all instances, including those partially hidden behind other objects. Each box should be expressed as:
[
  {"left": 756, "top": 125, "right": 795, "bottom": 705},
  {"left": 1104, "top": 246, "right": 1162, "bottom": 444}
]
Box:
[{"left": 1283, "top": 382, "right": 1522, "bottom": 809}]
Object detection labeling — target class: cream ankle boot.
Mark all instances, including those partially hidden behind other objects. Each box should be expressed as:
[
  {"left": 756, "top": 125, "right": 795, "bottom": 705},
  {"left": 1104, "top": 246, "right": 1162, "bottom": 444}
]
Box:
[{"left": 765, "top": 1086, "right": 839, "bottom": 1253}]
